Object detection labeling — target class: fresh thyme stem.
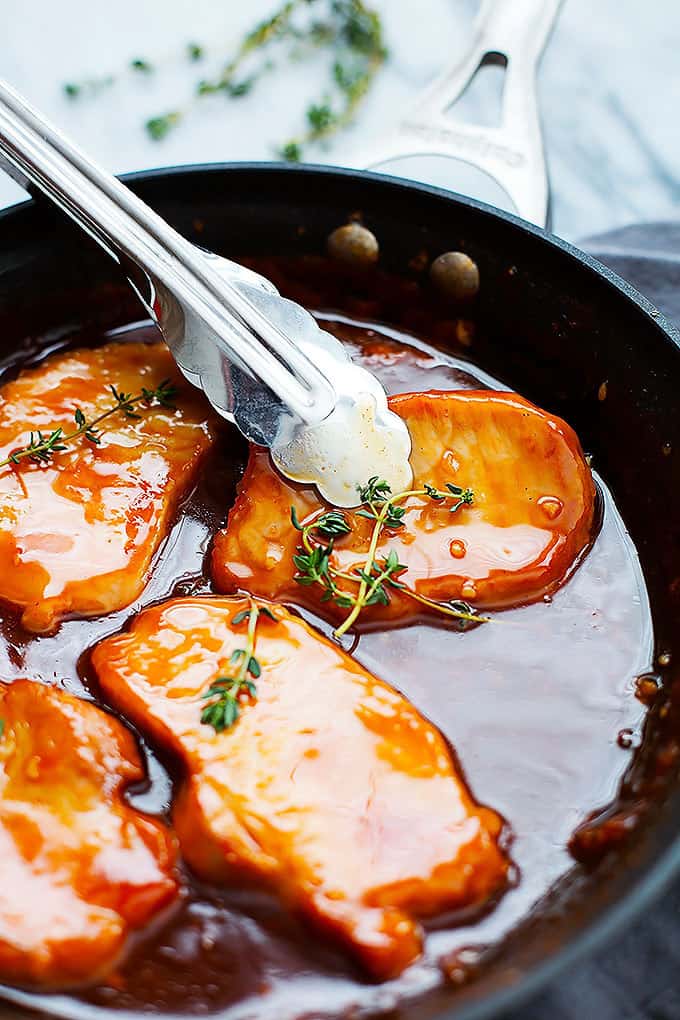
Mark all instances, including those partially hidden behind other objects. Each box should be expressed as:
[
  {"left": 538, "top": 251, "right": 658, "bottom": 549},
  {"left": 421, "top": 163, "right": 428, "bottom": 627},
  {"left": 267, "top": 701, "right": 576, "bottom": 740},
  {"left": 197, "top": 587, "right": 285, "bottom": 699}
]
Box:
[
  {"left": 207, "top": 0, "right": 309, "bottom": 93},
  {"left": 334, "top": 486, "right": 466, "bottom": 637},
  {"left": 399, "top": 587, "right": 489, "bottom": 625},
  {"left": 200, "top": 602, "right": 278, "bottom": 733},
  {"left": 291, "top": 478, "right": 481, "bottom": 637},
  {"left": 0, "top": 380, "right": 176, "bottom": 472},
  {"left": 61, "top": 0, "right": 387, "bottom": 159},
  {"left": 334, "top": 488, "right": 417, "bottom": 636},
  {"left": 281, "top": 45, "right": 385, "bottom": 159}
]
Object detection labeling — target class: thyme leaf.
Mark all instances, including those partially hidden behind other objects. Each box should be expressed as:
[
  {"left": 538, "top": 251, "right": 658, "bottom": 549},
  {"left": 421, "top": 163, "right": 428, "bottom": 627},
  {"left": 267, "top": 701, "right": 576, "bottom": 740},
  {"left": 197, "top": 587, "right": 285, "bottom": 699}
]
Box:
[
  {"left": 145, "top": 111, "right": 183, "bottom": 140},
  {"left": 130, "top": 58, "right": 153, "bottom": 73},
  {"left": 61, "top": 0, "right": 386, "bottom": 156},
  {"left": 291, "top": 477, "right": 488, "bottom": 637},
  {"left": 281, "top": 141, "right": 303, "bottom": 162},
  {"left": 63, "top": 76, "right": 115, "bottom": 100},
  {"left": 200, "top": 602, "right": 276, "bottom": 733},
  {"left": 0, "top": 379, "right": 178, "bottom": 473}
]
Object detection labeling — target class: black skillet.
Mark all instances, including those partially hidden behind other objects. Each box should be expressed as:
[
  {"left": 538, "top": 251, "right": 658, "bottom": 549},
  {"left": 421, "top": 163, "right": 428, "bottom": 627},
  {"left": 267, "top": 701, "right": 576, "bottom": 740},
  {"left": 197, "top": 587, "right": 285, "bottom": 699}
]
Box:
[
  {"left": 0, "top": 159, "right": 679, "bottom": 1020},
  {"left": 1, "top": 1, "right": 680, "bottom": 1018}
]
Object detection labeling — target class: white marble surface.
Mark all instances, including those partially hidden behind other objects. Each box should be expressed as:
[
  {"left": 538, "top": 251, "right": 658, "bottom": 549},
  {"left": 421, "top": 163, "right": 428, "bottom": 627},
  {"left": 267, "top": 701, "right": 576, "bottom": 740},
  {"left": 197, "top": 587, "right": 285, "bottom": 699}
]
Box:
[{"left": 0, "top": 0, "right": 679, "bottom": 240}]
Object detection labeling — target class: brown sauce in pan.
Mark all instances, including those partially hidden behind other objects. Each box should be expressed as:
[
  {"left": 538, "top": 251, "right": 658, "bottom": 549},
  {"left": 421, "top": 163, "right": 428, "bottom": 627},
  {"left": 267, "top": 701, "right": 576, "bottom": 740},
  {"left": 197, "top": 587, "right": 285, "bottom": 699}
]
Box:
[{"left": 0, "top": 310, "right": 652, "bottom": 1019}]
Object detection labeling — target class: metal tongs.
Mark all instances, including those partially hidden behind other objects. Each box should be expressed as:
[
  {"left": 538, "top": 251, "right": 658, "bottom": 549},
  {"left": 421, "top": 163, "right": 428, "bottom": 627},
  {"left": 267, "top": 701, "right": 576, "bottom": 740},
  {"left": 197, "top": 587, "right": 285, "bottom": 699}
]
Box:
[
  {"left": 0, "top": 0, "right": 563, "bottom": 507},
  {"left": 0, "top": 79, "right": 412, "bottom": 507}
]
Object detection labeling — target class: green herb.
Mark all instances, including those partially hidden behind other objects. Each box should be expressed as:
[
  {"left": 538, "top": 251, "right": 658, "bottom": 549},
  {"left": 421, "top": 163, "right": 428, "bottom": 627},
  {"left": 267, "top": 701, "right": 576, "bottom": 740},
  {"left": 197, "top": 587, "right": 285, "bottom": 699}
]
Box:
[
  {"left": 145, "top": 111, "right": 182, "bottom": 140},
  {"left": 0, "top": 720, "right": 4, "bottom": 739},
  {"left": 63, "top": 75, "right": 115, "bottom": 100},
  {"left": 312, "top": 509, "right": 352, "bottom": 537},
  {"left": 291, "top": 479, "right": 487, "bottom": 637},
  {"left": 280, "top": 141, "right": 302, "bottom": 162},
  {"left": 280, "top": 0, "right": 386, "bottom": 157},
  {"left": 306, "top": 102, "right": 334, "bottom": 132},
  {"left": 221, "top": 75, "right": 257, "bottom": 99},
  {"left": 130, "top": 58, "right": 153, "bottom": 73},
  {"left": 356, "top": 475, "right": 407, "bottom": 529},
  {"left": 200, "top": 603, "right": 277, "bottom": 732},
  {"left": 0, "top": 379, "right": 177, "bottom": 472},
  {"left": 62, "top": 0, "right": 386, "bottom": 156}
]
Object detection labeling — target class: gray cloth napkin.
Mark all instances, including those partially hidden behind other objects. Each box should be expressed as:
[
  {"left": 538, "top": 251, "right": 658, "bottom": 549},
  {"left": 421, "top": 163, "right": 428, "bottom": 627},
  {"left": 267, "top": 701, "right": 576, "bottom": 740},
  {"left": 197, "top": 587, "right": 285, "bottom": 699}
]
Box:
[
  {"left": 584, "top": 222, "right": 680, "bottom": 323},
  {"left": 503, "top": 222, "right": 680, "bottom": 1020}
]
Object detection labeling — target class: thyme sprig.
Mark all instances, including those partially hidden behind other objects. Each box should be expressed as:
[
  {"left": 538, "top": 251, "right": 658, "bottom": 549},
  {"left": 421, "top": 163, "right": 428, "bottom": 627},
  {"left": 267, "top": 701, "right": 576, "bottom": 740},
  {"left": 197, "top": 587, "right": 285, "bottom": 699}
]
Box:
[
  {"left": 61, "top": 0, "right": 387, "bottom": 159},
  {"left": 195, "top": 0, "right": 306, "bottom": 102},
  {"left": 291, "top": 478, "right": 485, "bottom": 638},
  {"left": 0, "top": 379, "right": 177, "bottom": 472},
  {"left": 279, "top": 2, "right": 386, "bottom": 160},
  {"left": 200, "top": 603, "right": 277, "bottom": 732}
]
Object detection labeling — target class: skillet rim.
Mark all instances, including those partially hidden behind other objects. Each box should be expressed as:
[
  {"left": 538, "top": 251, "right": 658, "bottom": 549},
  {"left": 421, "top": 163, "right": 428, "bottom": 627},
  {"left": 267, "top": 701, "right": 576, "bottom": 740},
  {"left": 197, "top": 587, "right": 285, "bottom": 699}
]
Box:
[{"left": 0, "top": 160, "right": 678, "bottom": 1020}]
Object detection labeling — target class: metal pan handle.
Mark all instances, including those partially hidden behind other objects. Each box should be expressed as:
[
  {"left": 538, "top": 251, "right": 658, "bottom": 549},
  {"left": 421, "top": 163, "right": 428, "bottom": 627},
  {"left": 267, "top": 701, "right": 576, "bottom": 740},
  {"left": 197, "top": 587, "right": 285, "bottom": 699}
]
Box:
[{"left": 346, "top": 0, "right": 563, "bottom": 227}]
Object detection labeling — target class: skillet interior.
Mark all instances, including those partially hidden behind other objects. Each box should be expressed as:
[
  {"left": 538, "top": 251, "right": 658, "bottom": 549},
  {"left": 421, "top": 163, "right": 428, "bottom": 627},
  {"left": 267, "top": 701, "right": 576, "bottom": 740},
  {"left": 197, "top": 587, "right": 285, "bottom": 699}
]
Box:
[{"left": 0, "top": 164, "right": 679, "bottom": 1020}]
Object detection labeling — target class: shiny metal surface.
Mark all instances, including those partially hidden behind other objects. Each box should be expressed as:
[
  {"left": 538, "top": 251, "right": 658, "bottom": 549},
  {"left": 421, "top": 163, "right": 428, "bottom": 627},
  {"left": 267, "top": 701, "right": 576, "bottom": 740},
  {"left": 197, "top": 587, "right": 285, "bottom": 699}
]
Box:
[
  {"left": 345, "top": 0, "right": 562, "bottom": 227},
  {"left": 0, "top": 0, "right": 561, "bottom": 498},
  {"left": 0, "top": 77, "right": 341, "bottom": 435},
  {"left": 0, "top": 78, "right": 414, "bottom": 503},
  {"left": 0, "top": 78, "right": 341, "bottom": 434}
]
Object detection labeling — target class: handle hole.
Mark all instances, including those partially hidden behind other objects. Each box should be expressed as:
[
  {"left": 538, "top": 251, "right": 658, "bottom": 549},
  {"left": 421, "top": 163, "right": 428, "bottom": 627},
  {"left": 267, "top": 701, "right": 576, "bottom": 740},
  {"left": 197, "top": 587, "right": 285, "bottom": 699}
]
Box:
[{"left": 443, "top": 52, "right": 507, "bottom": 129}]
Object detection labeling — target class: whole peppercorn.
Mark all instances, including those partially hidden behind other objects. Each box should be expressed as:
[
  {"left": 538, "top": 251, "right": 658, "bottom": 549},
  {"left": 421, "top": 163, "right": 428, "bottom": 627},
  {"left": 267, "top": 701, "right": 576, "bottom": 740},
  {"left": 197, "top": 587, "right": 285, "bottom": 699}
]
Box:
[
  {"left": 430, "top": 251, "right": 480, "bottom": 303},
  {"left": 327, "top": 223, "right": 379, "bottom": 268}
]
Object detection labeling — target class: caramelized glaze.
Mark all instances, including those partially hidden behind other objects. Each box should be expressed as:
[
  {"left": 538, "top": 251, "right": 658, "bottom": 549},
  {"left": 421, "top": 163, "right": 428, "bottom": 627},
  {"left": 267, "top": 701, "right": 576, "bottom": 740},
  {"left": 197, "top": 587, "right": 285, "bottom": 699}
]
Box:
[
  {"left": 212, "top": 390, "right": 595, "bottom": 622},
  {"left": 0, "top": 680, "right": 178, "bottom": 989},
  {"left": 0, "top": 309, "right": 653, "bottom": 1020},
  {"left": 91, "top": 595, "right": 509, "bottom": 980},
  {"left": 0, "top": 342, "right": 214, "bottom": 632}
]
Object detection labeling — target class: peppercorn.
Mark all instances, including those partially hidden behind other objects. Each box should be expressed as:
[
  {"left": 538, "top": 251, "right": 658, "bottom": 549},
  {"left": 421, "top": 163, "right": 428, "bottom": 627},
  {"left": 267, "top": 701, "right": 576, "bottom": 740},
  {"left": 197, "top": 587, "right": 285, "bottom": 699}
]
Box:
[
  {"left": 327, "top": 223, "right": 379, "bottom": 268},
  {"left": 430, "top": 251, "right": 480, "bottom": 302}
]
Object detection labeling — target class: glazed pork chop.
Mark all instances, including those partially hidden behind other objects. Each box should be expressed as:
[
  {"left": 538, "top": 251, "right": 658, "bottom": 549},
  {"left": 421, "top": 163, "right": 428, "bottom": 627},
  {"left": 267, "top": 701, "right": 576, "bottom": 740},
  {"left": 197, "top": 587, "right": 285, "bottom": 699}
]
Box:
[
  {"left": 92, "top": 596, "right": 510, "bottom": 980},
  {"left": 0, "top": 680, "right": 178, "bottom": 988},
  {"left": 212, "top": 391, "right": 595, "bottom": 625},
  {"left": 0, "top": 341, "right": 214, "bottom": 633}
]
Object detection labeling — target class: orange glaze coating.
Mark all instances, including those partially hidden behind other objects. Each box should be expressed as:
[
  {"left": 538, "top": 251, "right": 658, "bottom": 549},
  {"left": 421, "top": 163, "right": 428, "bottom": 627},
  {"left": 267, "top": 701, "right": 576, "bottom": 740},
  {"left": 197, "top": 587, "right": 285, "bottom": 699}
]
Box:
[
  {"left": 212, "top": 391, "right": 596, "bottom": 623},
  {"left": 0, "top": 680, "right": 178, "bottom": 989},
  {"left": 0, "top": 341, "right": 214, "bottom": 633},
  {"left": 92, "top": 596, "right": 510, "bottom": 980}
]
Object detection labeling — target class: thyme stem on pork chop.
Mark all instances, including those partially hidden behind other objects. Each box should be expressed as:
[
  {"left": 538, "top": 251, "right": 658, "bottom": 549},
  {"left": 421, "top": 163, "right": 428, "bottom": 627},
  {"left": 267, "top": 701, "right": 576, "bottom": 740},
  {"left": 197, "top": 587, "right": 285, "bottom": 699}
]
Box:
[
  {"left": 291, "top": 477, "right": 486, "bottom": 638},
  {"left": 201, "top": 603, "right": 278, "bottom": 732},
  {"left": 0, "top": 379, "right": 177, "bottom": 472}
]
